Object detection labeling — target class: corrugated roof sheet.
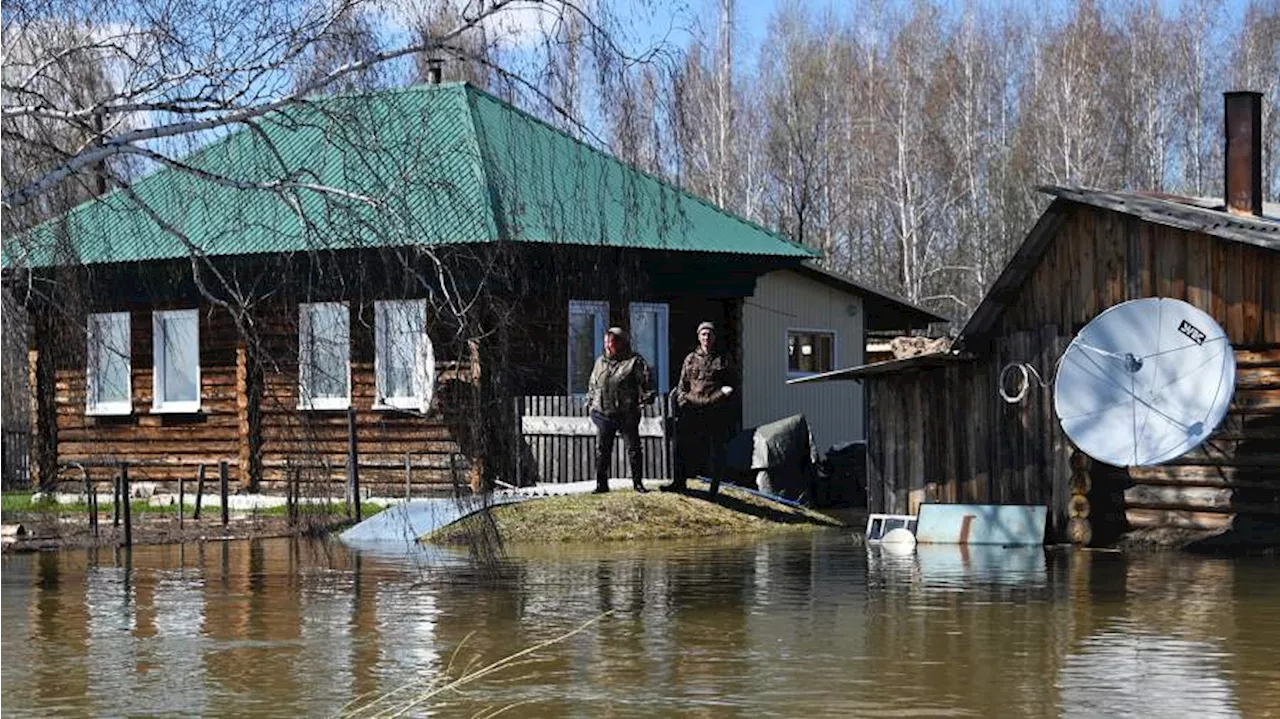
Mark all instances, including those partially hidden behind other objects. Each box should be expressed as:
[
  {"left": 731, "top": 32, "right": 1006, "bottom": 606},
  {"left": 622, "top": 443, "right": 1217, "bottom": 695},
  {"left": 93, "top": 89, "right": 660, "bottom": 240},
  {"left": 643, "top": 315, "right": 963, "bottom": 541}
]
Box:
[{"left": 7, "top": 83, "right": 813, "bottom": 268}]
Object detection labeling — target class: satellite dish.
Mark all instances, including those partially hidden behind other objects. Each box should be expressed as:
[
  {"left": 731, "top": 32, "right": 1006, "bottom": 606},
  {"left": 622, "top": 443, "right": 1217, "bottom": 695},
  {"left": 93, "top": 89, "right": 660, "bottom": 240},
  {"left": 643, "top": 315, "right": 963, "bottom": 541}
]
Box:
[{"left": 1053, "top": 298, "right": 1235, "bottom": 467}]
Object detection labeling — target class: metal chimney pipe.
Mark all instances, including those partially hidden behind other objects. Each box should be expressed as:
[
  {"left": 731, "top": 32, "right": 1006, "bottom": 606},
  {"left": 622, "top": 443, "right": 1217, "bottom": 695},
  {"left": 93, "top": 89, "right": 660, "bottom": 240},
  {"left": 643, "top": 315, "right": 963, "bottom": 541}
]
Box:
[
  {"left": 1224, "top": 91, "right": 1263, "bottom": 217},
  {"left": 426, "top": 60, "right": 443, "bottom": 85}
]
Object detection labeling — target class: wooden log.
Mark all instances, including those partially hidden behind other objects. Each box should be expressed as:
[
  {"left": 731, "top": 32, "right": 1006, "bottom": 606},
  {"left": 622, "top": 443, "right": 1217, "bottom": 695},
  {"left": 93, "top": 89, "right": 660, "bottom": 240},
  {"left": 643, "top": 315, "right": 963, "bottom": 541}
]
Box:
[
  {"left": 1124, "top": 484, "right": 1234, "bottom": 512},
  {"left": 1069, "top": 494, "right": 1091, "bottom": 519},
  {"left": 1235, "top": 349, "right": 1280, "bottom": 368},
  {"left": 1069, "top": 471, "right": 1092, "bottom": 495},
  {"left": 1128, "top": 465, "right": 1280, "bottom": 482},
  {"left": 1125, "top": 508, "right": 1235, "bottom": 531},
  {"left": 1236, "top": 366, "right": 1280, "bottom": 389},
  {"left": 1124, "top": 472, "right": 1279, "bottom": 491},
  {"left": 1067, "top": 518, "right": 1092, "bottom": 546}
]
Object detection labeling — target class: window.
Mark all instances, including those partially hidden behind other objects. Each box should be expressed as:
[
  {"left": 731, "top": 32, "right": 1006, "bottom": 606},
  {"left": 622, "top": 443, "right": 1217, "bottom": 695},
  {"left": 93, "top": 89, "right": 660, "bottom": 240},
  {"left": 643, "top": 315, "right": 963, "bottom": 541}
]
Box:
[
  {"left": 152, "top": 309, "right": 201, "bottom": 412},
  {"left": 299, "top": 302, "right": 351, "bottom": 410},
  {"left": 375, "top": 299, "right": 434, "bottom": 411},
  {"left": 629, "top": 302, "right": 669, "bottom": 394},
  {"left": 567, "top": 300, "right": 608, "bottom": 395},
  {"left": 86, "top": 312, "right": 132, "bottom": 415},
  {"left": 787, "top": 330, "right": 836, "bottom": 377}
]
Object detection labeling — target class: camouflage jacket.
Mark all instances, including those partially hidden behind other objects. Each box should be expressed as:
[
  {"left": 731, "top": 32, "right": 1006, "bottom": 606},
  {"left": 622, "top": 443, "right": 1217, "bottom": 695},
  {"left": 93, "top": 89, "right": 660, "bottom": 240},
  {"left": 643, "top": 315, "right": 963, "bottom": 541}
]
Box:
[
  {"left": 677, "top": 348, "right": 737, "bottom": 410},
  {"left": 586, "top": 351, "right": 656, "bottom": 417}
]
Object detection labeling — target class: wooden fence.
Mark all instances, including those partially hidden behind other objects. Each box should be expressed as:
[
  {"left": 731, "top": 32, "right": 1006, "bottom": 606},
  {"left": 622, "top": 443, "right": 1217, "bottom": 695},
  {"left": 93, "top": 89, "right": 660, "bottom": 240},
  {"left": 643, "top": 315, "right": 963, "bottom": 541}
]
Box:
[
  {"left": 2, "top": 429, "right": 30, "bottom": 490},
  {"left": 515, "top": 395, "right": 674, "bottom": 484}
]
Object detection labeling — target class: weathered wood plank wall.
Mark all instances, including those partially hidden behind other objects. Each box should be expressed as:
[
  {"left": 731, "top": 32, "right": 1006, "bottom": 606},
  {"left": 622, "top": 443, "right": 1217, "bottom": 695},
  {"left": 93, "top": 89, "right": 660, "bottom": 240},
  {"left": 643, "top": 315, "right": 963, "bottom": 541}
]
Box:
[{"left": 866, "top": 203, "right": 1280, "bottom": 541}]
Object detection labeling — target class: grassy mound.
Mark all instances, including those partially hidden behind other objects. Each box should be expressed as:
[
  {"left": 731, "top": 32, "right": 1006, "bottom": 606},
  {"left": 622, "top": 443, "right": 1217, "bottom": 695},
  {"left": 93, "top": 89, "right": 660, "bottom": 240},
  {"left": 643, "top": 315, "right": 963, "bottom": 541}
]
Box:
[{"left": 422, "top": 481, "right": 844, "bottom": 544}]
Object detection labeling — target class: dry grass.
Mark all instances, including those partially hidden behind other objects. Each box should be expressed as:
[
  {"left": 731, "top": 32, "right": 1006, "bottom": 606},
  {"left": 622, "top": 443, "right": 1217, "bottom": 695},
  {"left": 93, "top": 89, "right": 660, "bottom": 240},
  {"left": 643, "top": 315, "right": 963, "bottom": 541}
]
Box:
[{"left": 422, "top": 481, "right": 843, "bottom": 544}]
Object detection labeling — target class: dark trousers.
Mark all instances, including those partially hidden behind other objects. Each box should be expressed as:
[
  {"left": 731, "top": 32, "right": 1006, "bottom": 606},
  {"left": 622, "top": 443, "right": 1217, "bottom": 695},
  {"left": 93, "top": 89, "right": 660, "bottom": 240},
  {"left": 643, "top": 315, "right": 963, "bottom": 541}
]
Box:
[
  {"left": 592, "top": 410, "right": 643, "bottom": 487},
  {"left": 677, "top": 407, "right": 730, "bottom": 492}
]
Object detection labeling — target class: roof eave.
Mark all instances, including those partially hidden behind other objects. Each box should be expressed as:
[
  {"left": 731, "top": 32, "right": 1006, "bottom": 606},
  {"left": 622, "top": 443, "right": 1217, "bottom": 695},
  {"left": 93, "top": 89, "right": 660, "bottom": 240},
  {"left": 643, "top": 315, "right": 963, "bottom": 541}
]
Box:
[{"left": 786, "top": 350, "right": 976, "bottom": 383}]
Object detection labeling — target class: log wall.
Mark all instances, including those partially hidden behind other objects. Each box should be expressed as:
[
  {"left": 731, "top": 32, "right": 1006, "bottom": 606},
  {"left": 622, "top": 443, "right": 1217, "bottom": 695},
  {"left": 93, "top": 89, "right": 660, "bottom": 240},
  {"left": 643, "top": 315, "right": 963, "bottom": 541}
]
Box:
[
  {"left": 866, "top": 203, "right": 1280, "bottom": 542},
  {"left": 47, "top": 298, "right": 478, "bottom": 494}
]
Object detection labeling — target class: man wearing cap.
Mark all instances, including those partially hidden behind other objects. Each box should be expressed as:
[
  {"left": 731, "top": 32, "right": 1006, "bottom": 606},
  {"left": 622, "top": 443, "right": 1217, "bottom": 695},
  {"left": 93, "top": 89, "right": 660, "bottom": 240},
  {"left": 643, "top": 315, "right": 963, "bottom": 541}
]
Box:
[
  {"left": 665, "top": 321, "right": 738, "bottom": 497},
  {"left": 585, "top": 326, "right": 656, "bottom": 494}
]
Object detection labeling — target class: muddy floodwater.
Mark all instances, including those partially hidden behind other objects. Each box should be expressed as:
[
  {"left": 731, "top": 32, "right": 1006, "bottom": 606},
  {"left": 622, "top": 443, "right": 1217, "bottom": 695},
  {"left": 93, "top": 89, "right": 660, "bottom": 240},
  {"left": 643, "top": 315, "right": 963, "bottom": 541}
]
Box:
[{"left": 3, "top": 532, "right": 1279, "bottom": 717}]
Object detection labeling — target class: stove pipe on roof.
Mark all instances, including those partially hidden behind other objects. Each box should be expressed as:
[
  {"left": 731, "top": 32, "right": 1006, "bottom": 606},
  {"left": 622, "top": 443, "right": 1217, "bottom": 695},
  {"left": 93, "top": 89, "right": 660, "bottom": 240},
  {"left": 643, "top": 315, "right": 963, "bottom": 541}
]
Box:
[{"left": 1224, "top": 91, "right": 1264, "bottom": 217}]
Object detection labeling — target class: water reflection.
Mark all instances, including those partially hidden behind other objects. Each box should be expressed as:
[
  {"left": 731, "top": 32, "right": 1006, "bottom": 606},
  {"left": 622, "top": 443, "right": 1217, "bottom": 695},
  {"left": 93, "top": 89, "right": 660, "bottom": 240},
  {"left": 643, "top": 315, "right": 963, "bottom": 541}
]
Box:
[{"left": 2, "top": 535, "right": 1278, "bottom": 717}]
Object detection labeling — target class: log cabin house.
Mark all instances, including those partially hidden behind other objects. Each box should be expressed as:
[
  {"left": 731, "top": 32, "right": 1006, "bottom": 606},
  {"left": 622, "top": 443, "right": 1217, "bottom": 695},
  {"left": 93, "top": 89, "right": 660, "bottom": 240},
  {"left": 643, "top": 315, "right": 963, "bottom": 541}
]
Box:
[
  {"left": 6, "top": 81, "right": 833, "bottom": 496},
  {"left": 792, "top": 91, "right": 1280, "bottom": 545}
]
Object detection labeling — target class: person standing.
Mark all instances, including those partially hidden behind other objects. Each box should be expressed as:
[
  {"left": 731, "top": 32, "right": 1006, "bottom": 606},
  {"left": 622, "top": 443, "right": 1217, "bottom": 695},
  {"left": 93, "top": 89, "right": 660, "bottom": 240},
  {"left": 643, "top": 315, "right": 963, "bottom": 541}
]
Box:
[
  {"left": 586, "top": 327, "right": 656, "bottom": 494},
  {"left": 665, "top": 321, "right": 737, "bottom": 497}
]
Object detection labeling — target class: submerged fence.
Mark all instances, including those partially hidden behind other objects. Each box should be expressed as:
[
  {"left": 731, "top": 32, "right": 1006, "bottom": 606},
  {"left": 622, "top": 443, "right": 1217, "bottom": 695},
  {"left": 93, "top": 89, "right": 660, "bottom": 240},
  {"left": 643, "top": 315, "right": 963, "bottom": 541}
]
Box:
[{"left": 515, "top": 395, "right": 673, "bottom": 484}]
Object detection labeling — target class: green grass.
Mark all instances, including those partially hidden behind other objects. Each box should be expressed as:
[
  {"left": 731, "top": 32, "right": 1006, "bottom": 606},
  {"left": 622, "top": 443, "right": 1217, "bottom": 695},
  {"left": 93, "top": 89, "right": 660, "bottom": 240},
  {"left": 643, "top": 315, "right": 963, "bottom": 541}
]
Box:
[{"left": 423, "top": 481, "right": 842, "bottom": 544}]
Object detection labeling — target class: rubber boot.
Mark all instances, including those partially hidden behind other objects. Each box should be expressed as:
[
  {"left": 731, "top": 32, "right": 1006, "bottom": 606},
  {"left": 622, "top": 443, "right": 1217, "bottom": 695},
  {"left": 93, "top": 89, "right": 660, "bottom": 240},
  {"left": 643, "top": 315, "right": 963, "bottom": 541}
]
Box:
[
  {"left": 633, "top": 479, "right": 649, "bottom": 494},
  {"left": 593, "top": 481, "right": 609, "bottom": 494},
  {"left": 659, "top": 480, "right": 686, "bottom": 493},
  {"left": 708, "top": 476, "right": 721, "bottom": 499}
]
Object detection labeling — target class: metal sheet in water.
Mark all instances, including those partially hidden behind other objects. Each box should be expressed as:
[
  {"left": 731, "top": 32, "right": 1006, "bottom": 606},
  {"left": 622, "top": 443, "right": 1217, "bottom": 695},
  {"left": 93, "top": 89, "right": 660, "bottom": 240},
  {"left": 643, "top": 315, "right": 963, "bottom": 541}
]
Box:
[
  {"left": 340, "top": 495, "right": 529, "bottom": 547},
  {"left": 914, "top": 504, "right": 1046, "bottom": 546}
]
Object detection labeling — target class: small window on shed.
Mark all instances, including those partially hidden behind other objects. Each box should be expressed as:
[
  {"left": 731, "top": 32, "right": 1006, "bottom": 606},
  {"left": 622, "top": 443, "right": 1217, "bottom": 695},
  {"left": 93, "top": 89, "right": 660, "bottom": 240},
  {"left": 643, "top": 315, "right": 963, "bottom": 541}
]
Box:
[
  {"left": 787, "top": 330, "right": 836, "bottom": 377},
  {"left": 87, "top": 311, "right": 132, "bottom": 415}
]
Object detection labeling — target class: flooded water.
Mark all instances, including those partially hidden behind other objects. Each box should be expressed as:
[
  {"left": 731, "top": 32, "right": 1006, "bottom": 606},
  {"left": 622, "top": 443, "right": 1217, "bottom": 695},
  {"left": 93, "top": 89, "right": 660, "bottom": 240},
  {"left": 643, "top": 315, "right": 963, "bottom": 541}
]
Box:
[{"left": 3, "top": 532, "right": 1279, "bottom": 718}]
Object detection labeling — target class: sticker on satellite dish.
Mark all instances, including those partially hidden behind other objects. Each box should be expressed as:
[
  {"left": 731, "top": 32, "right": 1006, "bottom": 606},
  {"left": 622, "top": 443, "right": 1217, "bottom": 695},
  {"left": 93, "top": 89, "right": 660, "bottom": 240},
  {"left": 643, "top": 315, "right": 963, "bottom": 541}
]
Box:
[
  {"left": 1178, "top": 319, "right": 1206, "bottom": 345},
  {"left": 1053, "top": 298, "right": 1235, "bottom": 467}
]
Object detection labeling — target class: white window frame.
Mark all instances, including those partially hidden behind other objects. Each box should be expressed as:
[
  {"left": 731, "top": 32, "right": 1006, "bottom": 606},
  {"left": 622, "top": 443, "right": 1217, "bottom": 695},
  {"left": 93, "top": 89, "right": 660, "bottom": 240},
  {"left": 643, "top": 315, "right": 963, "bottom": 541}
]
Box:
[
  {"left": 86, "top": 311, "right": 132, "bottom": 416},
  {"left": 151, "top": 309, "right": 202, "bottom": 413},
  {"left": 629, "top": 301, "right": 670, "bottom": 394},
  {"left": 298, "top": 302, "right": 352, "bottom": 411},
  {"left": 786, "top": 328, "right": 838, "bottom": 379},
  {"left": 373, "top": 299, "right": 434, "bottom": 412},
  {"left": 567, "top": 300, "right": 608, "bottom": 396}
]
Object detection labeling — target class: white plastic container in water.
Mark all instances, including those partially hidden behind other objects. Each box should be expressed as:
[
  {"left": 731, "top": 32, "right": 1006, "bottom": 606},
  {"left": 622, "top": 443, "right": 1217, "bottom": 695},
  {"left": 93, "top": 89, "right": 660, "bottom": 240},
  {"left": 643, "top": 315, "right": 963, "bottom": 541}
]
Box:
[{"left": 881, "top": 527, "right": 917, "bottom": 551}]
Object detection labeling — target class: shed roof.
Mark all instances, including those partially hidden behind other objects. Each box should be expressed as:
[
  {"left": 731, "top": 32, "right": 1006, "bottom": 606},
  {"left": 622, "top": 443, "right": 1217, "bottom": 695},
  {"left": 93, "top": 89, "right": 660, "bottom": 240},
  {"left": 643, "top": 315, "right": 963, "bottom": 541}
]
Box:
[
  {"left": 786, "top": 351, "right": 975, "bottom": 384},
  {"left": 788, "top": 183, "right": 1280, "bottom": 383},
  {"left": 791, "top": 263, "right": 949, "bottom": 331},
  {"left": 6, "top": 83, "right": 814, "bottom": 268},
  {"left": 953, "top": 186, "right": 1280, "bottom": 349}
]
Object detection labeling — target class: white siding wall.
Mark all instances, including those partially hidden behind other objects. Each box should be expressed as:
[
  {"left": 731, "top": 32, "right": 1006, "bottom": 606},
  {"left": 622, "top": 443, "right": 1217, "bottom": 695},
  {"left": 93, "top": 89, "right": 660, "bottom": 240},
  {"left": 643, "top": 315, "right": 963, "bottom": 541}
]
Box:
[{"left": 741, "top": 270, "right": 864, "bottom": 453}]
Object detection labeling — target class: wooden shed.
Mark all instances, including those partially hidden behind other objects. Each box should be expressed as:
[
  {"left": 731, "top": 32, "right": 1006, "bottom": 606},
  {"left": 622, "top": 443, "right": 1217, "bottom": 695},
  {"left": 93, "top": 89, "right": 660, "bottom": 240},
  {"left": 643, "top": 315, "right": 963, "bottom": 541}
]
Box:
[
  {"left": 5, "top": 82, "right": 816, "bottom": 496},
  {"left": 793, "top": 93, "right": 1279, "bottom": 545}
]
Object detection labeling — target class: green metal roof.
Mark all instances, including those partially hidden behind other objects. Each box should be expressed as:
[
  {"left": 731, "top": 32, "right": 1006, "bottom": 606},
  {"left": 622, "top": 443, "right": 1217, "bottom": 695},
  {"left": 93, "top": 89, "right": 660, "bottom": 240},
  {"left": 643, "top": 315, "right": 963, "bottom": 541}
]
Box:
[{"left": 7, "top": 83, "right": 813, "bottom": 268}]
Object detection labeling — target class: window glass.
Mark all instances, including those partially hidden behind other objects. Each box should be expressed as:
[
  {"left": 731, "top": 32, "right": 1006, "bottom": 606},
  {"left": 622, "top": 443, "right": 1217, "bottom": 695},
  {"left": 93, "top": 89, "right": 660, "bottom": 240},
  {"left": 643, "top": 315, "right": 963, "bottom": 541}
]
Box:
[
  {"left": 88, "top": 312, "right": 131, "bottom": 412},
  {"left": 300, "top": 302, "right": 350, "bottom": 407},
  {"left": 376, "top": 300, "right": 429, "bottom": 407},
  {"left": 787, "top": 330, "right": 836, "bottom": 375},
  {"left": 153, "top": 309, "right": 200, "bottom": 409},
  {"left": 568, "top": 301, "right": 607, "bottom": 395},
  {"left": 629, "top": 302, "right": 669, "bottom": 393}
]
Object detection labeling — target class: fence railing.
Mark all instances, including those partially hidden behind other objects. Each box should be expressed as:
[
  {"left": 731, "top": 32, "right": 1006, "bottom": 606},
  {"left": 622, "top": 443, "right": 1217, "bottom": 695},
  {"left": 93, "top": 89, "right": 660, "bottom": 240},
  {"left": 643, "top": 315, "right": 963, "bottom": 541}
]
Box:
[{"left": 515, "top": 395, "right": 674, "bottom": 484}]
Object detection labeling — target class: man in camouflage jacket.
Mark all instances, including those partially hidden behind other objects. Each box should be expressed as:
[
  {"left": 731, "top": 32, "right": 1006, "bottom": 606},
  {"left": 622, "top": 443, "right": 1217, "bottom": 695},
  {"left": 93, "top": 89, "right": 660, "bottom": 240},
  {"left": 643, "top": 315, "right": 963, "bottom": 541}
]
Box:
[
  {"left": 586, "top": 327, "right": 656, "bottom": 493},
  {"left": 664, "top": 321, "right": 738, "bottom": 497}
]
